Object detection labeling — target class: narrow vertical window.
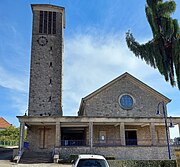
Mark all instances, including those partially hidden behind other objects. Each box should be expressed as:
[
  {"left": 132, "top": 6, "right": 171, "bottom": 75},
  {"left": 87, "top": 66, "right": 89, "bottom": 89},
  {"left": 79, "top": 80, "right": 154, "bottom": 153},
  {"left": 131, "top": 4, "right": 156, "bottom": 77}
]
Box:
[
  {"left": 48, "top": 12, "right": 52, "bottom": 34},
  {"left": 48, "top": 96, "right": 52, "bottom": 102},
  {"left": 44, "top": 11, "right": 48, "bottom": 34},
  {"left": 53, "top": 12, "right": 56, "bottom": 34},
  {"left": 49, "top": 62, "right": 52, "bottom": 67},
  {"left": 49, "top": 79, "right": 52, "bottom": 86},
  {"left": 39, "top": 11, "right": 43, "bottom": 33}
]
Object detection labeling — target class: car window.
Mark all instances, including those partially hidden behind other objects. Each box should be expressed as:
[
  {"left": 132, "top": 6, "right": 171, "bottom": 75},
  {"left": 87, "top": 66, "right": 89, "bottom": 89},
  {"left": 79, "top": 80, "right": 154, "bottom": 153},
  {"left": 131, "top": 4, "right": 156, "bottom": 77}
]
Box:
[{"left": 77, "top": 159, "right": 108, "bottom": 167}]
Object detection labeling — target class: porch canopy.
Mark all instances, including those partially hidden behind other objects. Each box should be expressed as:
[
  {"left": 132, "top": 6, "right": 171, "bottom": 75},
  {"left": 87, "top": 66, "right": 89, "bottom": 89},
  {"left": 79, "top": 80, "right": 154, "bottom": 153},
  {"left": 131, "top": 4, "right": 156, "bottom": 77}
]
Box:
[{"left": 17, "top": 116, "right": 180, "bottom": 149}]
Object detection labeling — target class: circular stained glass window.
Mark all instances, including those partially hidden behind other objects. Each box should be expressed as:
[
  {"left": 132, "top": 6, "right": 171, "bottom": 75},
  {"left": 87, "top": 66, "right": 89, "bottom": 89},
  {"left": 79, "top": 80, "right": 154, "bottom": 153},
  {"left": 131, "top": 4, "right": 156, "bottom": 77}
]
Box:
[{"left": 119, "top": 95, "right": 134, "bottom": 110}]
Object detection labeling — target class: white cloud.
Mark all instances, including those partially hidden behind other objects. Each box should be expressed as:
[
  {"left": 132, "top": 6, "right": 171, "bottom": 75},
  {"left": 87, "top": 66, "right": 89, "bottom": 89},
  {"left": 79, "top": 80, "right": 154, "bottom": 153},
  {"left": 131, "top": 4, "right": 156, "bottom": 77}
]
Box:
[
  {"left": 0, "top": 23, "right": 30, "bottom": 93},
  {"left": 62, "top": 31, "right": 180, "bottom": 139},
  {"left": 11, "top": 92, "right": 28, "bottom": 115},
  {"left": 0, "top": 66, "right": 28, "bottom": 92},
  {"left": 63, "top": 31, "right": 176, "bottom": 116}
]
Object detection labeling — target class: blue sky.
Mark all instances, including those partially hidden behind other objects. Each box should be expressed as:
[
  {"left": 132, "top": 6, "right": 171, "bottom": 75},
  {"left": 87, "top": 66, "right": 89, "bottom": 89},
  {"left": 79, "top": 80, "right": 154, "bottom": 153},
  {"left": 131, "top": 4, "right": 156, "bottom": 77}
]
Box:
[{"left": 0, "top": 0, "right": 180, "bottom": 138}]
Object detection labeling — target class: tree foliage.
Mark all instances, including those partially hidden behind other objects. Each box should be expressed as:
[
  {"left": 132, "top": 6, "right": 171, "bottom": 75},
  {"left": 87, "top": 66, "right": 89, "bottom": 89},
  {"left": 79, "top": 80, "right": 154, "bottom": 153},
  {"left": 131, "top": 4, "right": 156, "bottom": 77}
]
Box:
[
  {"left": 0, "top": 126, "right": 20, "bottom": 145},
  {"left": 126, "top": 0, "right": 180, "bottom": 89}
]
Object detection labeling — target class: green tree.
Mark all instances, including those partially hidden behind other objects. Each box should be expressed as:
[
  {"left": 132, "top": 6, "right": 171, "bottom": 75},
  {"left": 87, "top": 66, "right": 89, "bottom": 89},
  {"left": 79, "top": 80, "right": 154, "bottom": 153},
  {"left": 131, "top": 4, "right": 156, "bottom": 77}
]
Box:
[
  {"left": 126, "top": 0, "right": 180, "bottom": 89},
  {"left": 0, "top": 126, "right": 20, "bottom": 146}
]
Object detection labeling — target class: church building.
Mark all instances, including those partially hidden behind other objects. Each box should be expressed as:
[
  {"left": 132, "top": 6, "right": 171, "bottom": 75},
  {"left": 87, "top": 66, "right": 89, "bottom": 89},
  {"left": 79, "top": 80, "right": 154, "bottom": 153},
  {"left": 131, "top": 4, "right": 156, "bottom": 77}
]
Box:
[{"left": 16, "top": 4, "right": 180, "bottom": 163}]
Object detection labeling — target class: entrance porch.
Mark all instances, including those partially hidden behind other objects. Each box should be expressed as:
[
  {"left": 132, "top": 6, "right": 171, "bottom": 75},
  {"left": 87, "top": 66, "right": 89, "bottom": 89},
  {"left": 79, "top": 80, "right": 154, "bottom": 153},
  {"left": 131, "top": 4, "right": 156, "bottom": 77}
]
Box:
[{"left": 17, "top": 116, "right": 180, "bottom": 160}]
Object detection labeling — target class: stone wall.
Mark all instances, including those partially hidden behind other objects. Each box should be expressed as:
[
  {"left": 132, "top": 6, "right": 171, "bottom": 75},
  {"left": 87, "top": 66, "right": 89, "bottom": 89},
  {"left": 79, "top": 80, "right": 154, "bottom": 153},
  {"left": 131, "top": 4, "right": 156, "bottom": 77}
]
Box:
[
  {"left": 25, "top": 123, "right": 166, "bottom": 152},
  {"left": 93, "top": 125, "right": 120, "bottom": 144},
  {"left": 175, "top": 149, "right": 180, "bottom": 167},
  {"left": 108, "top": 160, "right": 176, "bottom": 167},
  {"left": 58, "top": 146, "right": 176, "bottom": 160},
  {"left": 27, "top": 125, "right": 55, "bottom": 151},
  {"left": 28, "top": 6, "right": 64, "bottom": 116},
  {"left": 91, "top": 125, "right": 166, "bottom": 146},
  {"left": 82, "top": 76, "right": 166, "bottom": 118}
]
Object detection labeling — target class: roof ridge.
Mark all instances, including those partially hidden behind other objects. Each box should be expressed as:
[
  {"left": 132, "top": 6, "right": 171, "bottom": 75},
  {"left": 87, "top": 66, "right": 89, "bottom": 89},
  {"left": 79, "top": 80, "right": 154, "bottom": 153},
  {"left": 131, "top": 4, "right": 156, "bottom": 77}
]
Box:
[
  {"left": 82, "top": 72, "right": 170, "bottom": 102},
  {"left": 78, "top": 72, "right": 171, "bottom": 115}
]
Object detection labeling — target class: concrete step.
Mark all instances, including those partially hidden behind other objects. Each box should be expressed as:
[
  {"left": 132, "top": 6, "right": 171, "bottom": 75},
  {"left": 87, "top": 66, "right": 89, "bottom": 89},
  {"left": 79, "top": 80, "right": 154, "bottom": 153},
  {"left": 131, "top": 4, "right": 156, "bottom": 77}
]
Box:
[{"left": 20, "top": 151, "right": 53, "bottom": 164}]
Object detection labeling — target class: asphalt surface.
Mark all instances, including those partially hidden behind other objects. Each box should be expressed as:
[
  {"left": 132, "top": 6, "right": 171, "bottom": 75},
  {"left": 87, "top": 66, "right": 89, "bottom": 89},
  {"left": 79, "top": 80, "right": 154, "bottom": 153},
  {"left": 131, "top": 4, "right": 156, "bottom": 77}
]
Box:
[{"left": 0, "top": 148, "right": 13, "bottom": 160}]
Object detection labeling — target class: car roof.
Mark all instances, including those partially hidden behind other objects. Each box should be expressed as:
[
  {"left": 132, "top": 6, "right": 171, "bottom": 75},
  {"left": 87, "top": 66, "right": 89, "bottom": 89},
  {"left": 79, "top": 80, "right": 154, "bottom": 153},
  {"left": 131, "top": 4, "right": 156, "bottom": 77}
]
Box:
[{"left": 78, "top": 154, "right": 106, "bottom": 160}]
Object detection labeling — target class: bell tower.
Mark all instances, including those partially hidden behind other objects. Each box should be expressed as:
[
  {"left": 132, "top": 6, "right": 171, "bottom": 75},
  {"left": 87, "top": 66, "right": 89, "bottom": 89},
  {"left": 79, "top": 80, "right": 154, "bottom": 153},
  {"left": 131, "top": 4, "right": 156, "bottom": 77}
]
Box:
[{"left": 28, "top": 4, "right": 65, "bottom": 116}]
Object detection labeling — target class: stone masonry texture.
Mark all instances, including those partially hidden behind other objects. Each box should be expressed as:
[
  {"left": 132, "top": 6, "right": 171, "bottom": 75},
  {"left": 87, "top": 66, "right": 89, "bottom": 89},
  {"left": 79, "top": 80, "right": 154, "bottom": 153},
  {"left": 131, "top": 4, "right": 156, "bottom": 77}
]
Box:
[
  {"left": 27, "top": 125, "right": 55, "bottom": 151},
  {"left": 22, "top": 4, "right": 173, "bottom": 162},
  {"left": 81, "top": 76, "right": 166, "bottom": 118},
  {"left": 57, "top": 146, "right": 176, "bottom": 160},
  {"left": 28, "top": 6, "right": 64, "bottom": 116}
]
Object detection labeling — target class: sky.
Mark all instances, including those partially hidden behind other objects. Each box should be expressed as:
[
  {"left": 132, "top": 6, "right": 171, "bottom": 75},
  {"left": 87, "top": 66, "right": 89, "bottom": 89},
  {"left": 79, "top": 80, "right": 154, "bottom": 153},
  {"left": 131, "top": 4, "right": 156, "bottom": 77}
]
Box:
[{"left": 0, "top": 0, "right": 180, "bottom": 138}]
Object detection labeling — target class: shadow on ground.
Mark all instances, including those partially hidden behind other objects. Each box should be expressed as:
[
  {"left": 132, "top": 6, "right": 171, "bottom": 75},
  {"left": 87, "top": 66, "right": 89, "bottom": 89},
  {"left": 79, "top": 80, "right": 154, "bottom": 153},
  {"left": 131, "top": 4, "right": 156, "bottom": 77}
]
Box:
[{"left": 0, "top": 147, "right": 13, "bottom": 160}]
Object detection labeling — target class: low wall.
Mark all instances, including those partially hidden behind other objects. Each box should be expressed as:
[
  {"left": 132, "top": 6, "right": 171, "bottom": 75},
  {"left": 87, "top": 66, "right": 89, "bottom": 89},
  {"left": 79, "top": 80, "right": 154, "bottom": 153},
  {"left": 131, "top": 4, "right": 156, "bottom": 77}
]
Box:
[
  {"left": 175, "top": 149, "right": 180, "bottom": 167},
  {"left": 108, "top": 160, "right": 176, "bottom": 167},
  {"left": 57, "top": 146, "right": 176, "bottom": 160},
  {"left": 13, "top": 148, "right": 19, "bottom": 158}
]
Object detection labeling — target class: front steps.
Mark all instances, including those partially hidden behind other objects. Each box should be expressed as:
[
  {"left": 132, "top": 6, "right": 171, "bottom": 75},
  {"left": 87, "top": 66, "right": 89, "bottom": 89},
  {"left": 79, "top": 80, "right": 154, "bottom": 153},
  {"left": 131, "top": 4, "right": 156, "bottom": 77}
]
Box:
[{"left": 20, "top": 150, "right": 53, "bottom": 164}]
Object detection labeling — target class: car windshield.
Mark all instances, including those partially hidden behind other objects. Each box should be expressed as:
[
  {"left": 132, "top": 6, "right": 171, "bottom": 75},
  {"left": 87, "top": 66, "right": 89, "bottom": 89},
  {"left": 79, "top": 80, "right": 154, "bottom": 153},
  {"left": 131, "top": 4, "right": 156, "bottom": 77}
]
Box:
[{"left": 77, "top": 159, "right": 109, "bottom": 167}]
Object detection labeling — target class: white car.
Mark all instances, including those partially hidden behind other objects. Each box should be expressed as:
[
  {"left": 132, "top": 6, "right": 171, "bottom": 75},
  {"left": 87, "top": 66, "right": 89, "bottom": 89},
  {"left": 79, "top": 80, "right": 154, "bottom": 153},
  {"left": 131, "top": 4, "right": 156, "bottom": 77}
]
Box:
[{"left": 72, "top": 154, "right": 110, "bottom": 167}]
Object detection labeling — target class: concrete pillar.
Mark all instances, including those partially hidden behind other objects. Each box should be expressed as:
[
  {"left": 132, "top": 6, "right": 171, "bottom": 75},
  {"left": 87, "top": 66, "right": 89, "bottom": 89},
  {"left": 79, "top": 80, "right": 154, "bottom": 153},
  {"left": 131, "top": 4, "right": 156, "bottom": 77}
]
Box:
[
  {"left": 150, "top": 122, "right": 156, "bottom": 145},
  {"left": 55, "top": 122, "right": 61, "bottom": 147},
  {"left": 19, "top": 122, "right": 25, "bottom": 152},
  {"left": 120, "top": 122, "right": 125, "bottom": 146},
  {"left": 89, "top": 122, "right": 93, "bottom": 148}
]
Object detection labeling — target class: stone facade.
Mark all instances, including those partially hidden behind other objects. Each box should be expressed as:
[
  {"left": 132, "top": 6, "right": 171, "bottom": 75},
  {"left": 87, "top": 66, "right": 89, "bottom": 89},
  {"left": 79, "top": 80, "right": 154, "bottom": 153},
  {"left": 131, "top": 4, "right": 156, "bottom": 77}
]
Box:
[
  {"left": 27, "top": 125, "right": 56, "bottom": 151},
  {"left": 79, "top": 73, "right": 170, "bottom": 118},
  {"left": 28, "top": 5, "right": 65, "bottom": 116},
  {"left": 16, "top": 4, "right": 180, "bottom": 163},
  {"left": 57, "top": 146, "right": 176, "bottom": 160},
  {"left": 88, "top": 124, "right": 166, "bottom": 146}
]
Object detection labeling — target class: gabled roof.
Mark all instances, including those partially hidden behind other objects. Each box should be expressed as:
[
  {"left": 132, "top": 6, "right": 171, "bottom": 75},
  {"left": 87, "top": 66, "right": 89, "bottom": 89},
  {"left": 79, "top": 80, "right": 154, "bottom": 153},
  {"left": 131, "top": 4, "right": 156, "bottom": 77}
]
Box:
[
  {"left": 78, "top": 72, "right": 171, "bottom": 115},
  {"left": 0, "top": 117, "right": 11, "bottom": 129}
]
